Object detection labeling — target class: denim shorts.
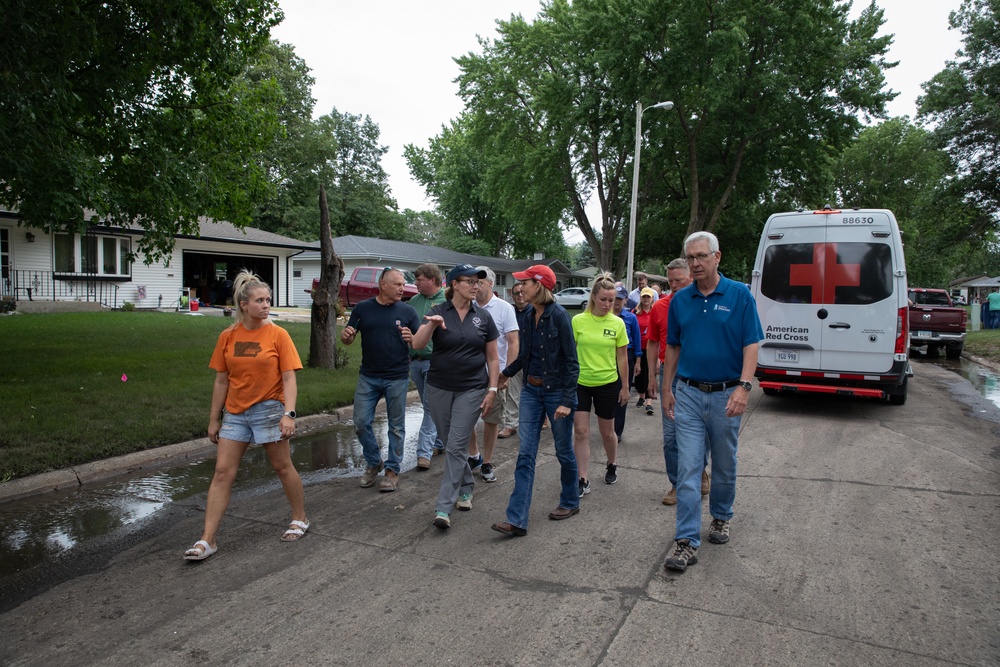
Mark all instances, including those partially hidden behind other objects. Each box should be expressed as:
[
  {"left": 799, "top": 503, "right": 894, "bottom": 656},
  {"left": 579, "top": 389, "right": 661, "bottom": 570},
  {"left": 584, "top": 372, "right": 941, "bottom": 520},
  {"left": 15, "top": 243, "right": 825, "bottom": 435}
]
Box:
[
  {"left": 577, "top": 380, "right": 621, "bottom": 420},
  {"left": 219, "top": 399, "right": 284, "bottom": 444}
]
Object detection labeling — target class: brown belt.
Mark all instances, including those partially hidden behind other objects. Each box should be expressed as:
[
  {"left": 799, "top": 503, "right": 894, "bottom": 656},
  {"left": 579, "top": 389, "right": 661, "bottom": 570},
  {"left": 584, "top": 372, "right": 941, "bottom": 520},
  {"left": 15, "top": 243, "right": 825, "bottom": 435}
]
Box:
[{"left": 527, "top": 375, "right": 544, "bottom": 387}]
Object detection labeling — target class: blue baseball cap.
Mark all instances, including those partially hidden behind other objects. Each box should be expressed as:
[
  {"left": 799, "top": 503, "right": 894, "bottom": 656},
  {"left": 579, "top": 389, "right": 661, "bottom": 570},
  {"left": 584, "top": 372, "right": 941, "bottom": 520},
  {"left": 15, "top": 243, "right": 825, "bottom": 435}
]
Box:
[
  {"left": 615, "top": 285, "right": 629, "bottom": 300},
  {"left": 446, "top": 264, "right": 488, "bottom": 283}
]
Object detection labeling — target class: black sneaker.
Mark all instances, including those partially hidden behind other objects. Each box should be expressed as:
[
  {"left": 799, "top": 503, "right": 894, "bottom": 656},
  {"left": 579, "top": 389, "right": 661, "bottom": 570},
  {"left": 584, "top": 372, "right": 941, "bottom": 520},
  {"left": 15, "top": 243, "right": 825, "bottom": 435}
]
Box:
[
  {"left": 468, "top": 453, "right": 483, "bottom": 471},
  {"left": 579, "top": 478, "right": 591, "bottom": 496},
  {"left": 645, "top": 404, "right": 654, "bottom": 415},
  {"left": 708, "top": 518, "right": 730, "bottom": 544},
  {"left": 604, "top": 463, "right": 617, "bottom": 485},
  {"left": 664, "top": 539, "right": 698, "bottom": 572},
  {"left": 481, "top": 462, "right": 497, "bottom": 482},
  {"left": 636, "top": 397, "right": 645, "bottom": 408}
]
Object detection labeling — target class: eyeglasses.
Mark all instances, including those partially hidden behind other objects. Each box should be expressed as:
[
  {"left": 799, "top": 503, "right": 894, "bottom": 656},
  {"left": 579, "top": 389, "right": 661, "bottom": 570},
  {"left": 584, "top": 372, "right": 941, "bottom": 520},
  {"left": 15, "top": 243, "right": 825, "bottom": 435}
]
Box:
[
  {"left": 512, "top": 291, "right": 524, "bottom": 297},
  {"left": 685, "top": 252, "right": 715, "bottom": 264},
  {"left": 457, "top": 278, "right": 481, "bottom": 286}
]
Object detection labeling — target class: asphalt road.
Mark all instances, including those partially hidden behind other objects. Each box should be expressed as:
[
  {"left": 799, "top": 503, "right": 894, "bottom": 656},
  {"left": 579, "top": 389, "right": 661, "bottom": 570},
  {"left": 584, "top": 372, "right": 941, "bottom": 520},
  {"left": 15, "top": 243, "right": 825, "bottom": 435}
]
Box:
[{"left": 1, "top": 362, "right": 998, "bottom": 666}]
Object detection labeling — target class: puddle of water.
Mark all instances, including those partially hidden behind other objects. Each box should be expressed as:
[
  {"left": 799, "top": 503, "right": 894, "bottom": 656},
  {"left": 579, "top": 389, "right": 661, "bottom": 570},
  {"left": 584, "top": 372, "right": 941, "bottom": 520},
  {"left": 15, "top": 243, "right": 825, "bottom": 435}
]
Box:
[
  {"left": 0, "top": 405, "right": 425, "bottom": 579},
  {"left": 912, "top": 352, "right": 1000, "bottom": 410}
]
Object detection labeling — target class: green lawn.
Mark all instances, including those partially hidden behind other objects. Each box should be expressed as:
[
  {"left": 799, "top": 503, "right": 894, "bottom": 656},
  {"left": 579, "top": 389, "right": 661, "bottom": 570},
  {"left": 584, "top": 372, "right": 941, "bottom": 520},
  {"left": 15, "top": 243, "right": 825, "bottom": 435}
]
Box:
[
  {"left": 0, "top": 312, "right": 360, "bottom": 481},
  {"left": 965, "top": 328, "right": 1000, "bottom": 364}
]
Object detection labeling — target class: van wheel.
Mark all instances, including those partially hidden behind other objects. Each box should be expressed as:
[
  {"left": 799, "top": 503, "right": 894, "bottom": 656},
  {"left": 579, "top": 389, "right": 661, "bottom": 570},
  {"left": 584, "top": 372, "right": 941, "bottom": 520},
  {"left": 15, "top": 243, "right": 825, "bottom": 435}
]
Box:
[
  {"left": 887, "top": 378, "right": 907, "bottom": 405},
  {"left": 946, "top": 343, "right": 963, "bottom": 360}
]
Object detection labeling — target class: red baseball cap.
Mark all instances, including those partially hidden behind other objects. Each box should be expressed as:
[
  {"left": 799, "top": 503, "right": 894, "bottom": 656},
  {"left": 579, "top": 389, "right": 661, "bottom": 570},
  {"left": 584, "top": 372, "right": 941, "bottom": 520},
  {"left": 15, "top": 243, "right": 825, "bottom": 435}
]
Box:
[{"left": 512, "top": 264, "right": 556, "bottom": 290}]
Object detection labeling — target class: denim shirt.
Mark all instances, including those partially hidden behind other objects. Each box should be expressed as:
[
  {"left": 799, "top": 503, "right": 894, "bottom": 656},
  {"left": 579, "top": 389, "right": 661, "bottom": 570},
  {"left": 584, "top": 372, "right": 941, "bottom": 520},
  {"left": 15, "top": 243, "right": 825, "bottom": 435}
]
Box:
[{"left": 503, "top": 302, "right": 579, "bottom": 408}]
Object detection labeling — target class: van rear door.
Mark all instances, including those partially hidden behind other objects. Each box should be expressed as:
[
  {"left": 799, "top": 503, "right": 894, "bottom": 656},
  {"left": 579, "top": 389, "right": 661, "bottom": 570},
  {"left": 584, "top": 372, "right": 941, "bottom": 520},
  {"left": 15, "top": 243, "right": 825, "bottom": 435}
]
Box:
[
  {"left": 755, "top": 211, "right": 898, "bottom": 374},
  {"left": 819, "top": 212, "right": 898, "bottom": 373}
]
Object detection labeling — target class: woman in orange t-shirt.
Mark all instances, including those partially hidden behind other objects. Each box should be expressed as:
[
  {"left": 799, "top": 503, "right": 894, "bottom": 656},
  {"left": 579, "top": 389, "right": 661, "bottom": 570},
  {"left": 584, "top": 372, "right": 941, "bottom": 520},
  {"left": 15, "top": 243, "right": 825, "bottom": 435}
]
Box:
[{"left": 183, "top": 271, "right": 308, "bottom": 561}]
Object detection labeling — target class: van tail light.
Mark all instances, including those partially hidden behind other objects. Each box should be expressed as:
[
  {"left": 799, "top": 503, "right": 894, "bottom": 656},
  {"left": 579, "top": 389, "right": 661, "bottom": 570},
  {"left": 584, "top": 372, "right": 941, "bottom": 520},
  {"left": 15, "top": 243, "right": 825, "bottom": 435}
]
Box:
[{"left": 894, "top": 306, "right": 909, "bottom": 354}]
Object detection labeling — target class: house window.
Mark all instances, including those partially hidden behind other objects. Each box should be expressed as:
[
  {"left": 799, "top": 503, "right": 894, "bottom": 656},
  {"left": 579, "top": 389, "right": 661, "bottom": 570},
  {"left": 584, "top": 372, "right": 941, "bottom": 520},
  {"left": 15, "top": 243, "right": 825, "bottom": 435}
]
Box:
[
  {"left": 54, "top": 234, "right": 74, "bottom": 272},
  {"left": 497, "top": 274, "right": 507, "bottom": 287},
  {"left": 293, "top": 269, "right": 302, "bottom": 278},
  {"left": 1, "top": 228, "right": 8, "bottom": 294},
  {"left": 54, "top": 232, "right": 132, "bottom": 277}
]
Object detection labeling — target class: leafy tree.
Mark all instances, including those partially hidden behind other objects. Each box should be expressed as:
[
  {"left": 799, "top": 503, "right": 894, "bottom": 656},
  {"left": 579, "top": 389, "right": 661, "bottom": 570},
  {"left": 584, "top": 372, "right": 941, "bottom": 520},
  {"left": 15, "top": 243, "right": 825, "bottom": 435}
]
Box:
[
  {"left": 918, "top": 0, "right": 1000, "bottom": 212},
  {"left": 318, "top": 109, "right": 403, "bottom": 240},
  {"left": 405, "top": 115, "right": 567, "bottom": 259},
  {"left": 455, "top": 0, "right": 894, "bottom": 275},
  {"left": 0, "top": 0, "right": 283, "bottom": 262},
  {"left": 831, "top": 118, "right": 992, "bottom": 285}
]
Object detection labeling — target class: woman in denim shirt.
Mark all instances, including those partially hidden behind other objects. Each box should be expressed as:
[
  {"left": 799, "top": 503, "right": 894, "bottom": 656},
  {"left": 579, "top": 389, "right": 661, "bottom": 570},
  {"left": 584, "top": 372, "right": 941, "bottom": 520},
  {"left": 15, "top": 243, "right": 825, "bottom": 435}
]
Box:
[{"left": 491, "top": 265, "right": 580, "bottom": 537}]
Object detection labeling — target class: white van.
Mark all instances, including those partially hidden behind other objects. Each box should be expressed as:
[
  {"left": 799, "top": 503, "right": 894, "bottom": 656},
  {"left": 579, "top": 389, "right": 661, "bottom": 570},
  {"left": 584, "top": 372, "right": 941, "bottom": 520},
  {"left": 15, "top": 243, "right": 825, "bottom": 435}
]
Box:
[{"left": 750, "top": 207, "right": 911, "bottom": 404}]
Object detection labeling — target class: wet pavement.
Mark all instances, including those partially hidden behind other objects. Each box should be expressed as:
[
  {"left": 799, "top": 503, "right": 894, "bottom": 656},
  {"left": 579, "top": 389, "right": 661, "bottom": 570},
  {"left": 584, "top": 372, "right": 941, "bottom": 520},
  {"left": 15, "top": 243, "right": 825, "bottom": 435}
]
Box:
[
  {"left": 0, "top": 405, "right": 424, "bottom": 580},
  {"left": 1, "top": 355, "right": 997, "bottom": 588}
]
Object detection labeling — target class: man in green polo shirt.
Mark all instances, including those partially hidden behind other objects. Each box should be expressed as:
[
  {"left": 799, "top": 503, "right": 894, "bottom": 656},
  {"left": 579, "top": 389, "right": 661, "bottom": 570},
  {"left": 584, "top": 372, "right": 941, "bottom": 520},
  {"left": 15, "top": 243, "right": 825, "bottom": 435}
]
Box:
[{"left": 409, "top": 264, "right": 447, "bottom": 468}]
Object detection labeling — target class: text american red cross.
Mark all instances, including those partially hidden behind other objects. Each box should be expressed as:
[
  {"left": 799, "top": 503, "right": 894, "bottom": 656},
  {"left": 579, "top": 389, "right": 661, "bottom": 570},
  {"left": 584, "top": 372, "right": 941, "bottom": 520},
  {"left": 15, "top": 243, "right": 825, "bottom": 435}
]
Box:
[{"left": 789, "top": 243, "right": 860, "bottom": 304}]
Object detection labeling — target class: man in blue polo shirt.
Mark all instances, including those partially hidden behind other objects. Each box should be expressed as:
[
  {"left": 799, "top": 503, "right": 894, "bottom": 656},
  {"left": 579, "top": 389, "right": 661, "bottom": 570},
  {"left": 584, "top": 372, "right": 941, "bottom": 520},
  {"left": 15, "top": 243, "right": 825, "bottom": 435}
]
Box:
[
  {"left": 341, "top": 268, "right": 421, "bottom": 493},
  {"left": 661, "top": 231, "right": 763, "bottom": 572}
]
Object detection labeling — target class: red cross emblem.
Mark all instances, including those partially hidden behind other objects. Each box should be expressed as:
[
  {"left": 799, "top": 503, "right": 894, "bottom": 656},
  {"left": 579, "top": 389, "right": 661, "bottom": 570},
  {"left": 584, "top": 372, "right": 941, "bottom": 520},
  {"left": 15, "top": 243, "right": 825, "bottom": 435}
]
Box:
[{"left": 789, "top": 243, "right": 860, "bottom": 303}]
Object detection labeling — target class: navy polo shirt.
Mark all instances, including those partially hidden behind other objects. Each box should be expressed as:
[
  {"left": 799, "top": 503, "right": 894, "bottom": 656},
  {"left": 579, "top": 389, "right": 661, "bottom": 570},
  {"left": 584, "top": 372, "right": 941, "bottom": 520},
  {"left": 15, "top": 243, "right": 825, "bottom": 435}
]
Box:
[
  {"left": 346, "top": 297, "right": 421, "bottom": 380},
  {"left": 667, "top": 273, "right": 763, "bottom": 383},
  {"left": 427, "top": 300, "right": 499, "bottom": 392}
]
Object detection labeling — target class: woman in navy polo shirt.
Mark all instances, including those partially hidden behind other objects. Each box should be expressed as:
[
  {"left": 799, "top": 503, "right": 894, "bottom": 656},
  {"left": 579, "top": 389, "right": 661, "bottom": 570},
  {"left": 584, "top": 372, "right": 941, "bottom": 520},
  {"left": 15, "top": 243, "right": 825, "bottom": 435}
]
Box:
[{"left": 411, "top": 264, "right": 500, "bottom": 530}]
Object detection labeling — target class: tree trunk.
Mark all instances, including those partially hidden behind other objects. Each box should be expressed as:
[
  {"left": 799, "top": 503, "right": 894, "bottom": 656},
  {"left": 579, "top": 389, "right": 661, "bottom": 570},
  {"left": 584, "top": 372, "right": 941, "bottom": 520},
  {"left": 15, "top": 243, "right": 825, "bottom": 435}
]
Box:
[{"left": 309, "top": 184, "right": 345, "bottom": 369}]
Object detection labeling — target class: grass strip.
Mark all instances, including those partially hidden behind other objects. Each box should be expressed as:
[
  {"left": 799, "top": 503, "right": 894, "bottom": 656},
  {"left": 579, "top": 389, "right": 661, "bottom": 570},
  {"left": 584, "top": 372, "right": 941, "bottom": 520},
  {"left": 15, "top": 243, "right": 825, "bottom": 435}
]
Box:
[{"left": 0, "top": 311, "right": 360, "bottom": 480}]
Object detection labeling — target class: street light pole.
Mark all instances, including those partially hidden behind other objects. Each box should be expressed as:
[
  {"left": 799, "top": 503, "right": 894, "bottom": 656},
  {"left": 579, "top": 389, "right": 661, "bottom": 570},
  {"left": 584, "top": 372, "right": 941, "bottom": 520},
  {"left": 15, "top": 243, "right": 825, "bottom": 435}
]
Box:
[{"left": 625, "top": 99, "right": 673, "bottom": 292}]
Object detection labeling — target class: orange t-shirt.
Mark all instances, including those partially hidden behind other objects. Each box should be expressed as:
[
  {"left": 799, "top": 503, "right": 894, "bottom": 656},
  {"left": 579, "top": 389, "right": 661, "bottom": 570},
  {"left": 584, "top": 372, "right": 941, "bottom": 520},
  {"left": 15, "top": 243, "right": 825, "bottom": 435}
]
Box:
[
  {"left": 209, "top": 323, "right": 302, "bottom": 414},
  {"left": 646, "top": 292, "right": 673, "bottom": 363}
]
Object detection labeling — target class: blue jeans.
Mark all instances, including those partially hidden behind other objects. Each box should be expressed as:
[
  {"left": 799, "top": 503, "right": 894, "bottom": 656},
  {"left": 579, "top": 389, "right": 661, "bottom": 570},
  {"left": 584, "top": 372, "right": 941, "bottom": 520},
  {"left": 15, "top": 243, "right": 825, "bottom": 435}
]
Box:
[
  {"left": 354, "top": 373, "right": 409, "bottom": 474},
  {"left": 673, "top": 382, "right": 740, "bottom": 548},
  {"left": 659, "top": 367, "right": 709, "bottom": 488},
  {"left": 505, "top": 384, "right": 579, "bottom": 530},
  {"left": 410, "top": 358, "right": 442, "bottom": 458}
]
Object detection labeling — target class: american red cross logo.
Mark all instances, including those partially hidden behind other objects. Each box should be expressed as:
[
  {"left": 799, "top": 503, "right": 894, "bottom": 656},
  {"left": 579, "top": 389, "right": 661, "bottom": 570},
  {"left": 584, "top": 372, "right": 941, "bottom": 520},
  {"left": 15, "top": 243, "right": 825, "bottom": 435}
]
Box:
[{"left": 789, "top": 243, "right": 860, "bottom": 304}]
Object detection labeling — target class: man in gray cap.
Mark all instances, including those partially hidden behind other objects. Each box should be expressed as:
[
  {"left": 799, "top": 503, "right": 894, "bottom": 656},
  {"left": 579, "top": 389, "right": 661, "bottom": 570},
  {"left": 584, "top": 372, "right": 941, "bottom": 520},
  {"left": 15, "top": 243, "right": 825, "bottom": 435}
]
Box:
[{"left": 467, "top": 266, "right": 519, "bottom": 482}]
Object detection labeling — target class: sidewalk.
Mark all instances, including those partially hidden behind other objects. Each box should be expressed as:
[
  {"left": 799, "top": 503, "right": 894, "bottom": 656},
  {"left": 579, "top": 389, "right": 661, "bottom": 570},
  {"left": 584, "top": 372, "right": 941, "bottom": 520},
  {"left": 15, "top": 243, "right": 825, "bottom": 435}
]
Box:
[{"left": 1, "top": 363, "right": 997, "bottom": 666}]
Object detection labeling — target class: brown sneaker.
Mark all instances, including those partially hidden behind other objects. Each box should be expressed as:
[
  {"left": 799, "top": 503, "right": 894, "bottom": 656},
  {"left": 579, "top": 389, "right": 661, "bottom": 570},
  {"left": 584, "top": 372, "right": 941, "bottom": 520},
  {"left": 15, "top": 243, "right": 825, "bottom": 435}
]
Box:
[
  {"left": 417, "top": 457, "right": 431, "bottom": 470},
  {"left": 662, "top": 487, "right": 677, "bottom": 505},
  {"left": 379, "top": 469, "right": 399, "bottom": 492},
  {"left": 360, "top": 461, "right": 384, "bottom": 488},
  {"left": 498, "top": 427, "right": 516, "bottom": 439},
  {"left": 701, "top": 469, "right": 710, "bottom": 496}
]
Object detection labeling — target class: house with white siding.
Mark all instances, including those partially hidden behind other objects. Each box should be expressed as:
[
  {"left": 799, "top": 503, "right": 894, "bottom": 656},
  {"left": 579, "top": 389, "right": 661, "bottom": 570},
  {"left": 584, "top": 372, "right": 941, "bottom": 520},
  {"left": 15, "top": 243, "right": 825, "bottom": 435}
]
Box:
[
  {"left": 1, "top": 209, "right": 591, "bottom": 312},
  {"left": 1, "top": 210, "right": 313, "bottom": 310}
]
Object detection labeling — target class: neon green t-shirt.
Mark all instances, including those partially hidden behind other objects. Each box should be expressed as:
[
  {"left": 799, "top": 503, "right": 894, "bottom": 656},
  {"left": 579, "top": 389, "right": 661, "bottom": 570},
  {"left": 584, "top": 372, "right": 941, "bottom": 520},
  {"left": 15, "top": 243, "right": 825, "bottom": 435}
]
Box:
[{"left": 572, "top": 311, "right": 628, "bottom": 387}]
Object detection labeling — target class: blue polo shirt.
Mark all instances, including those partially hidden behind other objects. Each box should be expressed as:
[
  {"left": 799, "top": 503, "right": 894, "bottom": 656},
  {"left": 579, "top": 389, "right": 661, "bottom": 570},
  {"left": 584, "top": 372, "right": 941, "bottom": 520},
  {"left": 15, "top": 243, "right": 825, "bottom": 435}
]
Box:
[
  {"left": 667, "top": 273, "right": 763, "bottom": 383},
  {"left": 346, "top": 297, "right": 421, "bottom": 380}
]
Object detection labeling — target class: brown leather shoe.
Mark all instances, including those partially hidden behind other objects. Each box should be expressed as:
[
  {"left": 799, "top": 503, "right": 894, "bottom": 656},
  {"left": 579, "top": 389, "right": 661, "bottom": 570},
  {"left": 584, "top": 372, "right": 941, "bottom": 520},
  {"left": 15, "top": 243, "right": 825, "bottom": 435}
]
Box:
[
  {"left": 417, "top": 457, "right": 431, "bottom": 470},
  {"left": 548, "top": 506, "right": 580, "bottom": 521},
  {"left": 701, "top": 470, "right": 710, "bottom": 496},
  {"left": 491, "top": 521, "right": 527, "bottom": 537},
  {"left": 379, "top": 470, "right": 399, "bottom": 492},
  {"left": 498, "top": 427, "right": 516, "bottom": 439},
  {"left": 662, "top": 487, "right": 677, "bottom": 505}
]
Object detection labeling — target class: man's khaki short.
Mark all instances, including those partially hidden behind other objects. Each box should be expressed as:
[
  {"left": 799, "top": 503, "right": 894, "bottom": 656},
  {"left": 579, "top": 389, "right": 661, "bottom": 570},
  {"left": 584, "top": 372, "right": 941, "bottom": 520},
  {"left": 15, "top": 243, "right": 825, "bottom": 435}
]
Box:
[{"left": 483, "top": 387, "right": 504, "bottom": 424}]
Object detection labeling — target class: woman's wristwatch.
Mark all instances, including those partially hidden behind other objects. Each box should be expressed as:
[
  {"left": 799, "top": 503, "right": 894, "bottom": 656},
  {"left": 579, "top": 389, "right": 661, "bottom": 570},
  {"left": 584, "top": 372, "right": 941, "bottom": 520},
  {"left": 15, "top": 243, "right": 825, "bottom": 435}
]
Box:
[
  {"left": 284, "top": 410, "right": 297, "bottom": 418},
  {"left": 488, "top": 387, "right": 498, "bottom": 393}
]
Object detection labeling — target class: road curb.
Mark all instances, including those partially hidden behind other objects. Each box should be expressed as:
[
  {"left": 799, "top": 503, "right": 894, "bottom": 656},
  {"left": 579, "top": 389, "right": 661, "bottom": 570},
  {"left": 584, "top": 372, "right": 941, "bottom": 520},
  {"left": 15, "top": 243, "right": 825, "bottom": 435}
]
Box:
[{"left": 0, "top": 393, "right": 418, "bottom": 504}]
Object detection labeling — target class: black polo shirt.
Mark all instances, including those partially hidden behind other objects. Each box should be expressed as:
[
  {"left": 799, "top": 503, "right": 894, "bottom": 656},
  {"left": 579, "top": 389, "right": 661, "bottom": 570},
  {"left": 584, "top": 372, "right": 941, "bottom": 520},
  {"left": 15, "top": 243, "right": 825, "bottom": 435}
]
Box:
[{"left": 427, "top": 300, "right": 499, "bottom": 392}]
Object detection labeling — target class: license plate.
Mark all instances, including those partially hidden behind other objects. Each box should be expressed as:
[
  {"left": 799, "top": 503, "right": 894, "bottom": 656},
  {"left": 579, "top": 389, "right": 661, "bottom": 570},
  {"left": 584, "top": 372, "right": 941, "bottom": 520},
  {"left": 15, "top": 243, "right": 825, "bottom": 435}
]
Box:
[
  {"left": 776, "top": 349, "right": 799, "bottom": 363},
  {"left": 917, "top": 331, "right": 934, "bottom": 338}
]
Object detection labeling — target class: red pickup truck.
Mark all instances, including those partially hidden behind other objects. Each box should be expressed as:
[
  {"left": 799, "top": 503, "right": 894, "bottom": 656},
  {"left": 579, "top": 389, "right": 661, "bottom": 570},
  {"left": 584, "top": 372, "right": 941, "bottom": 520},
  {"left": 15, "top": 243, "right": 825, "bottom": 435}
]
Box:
[
  {"left": 338, "top": 267, "right": 418, "bottom": 307},
  {"left": 908, "top": 288, "right": 967, "bottom": 359}
]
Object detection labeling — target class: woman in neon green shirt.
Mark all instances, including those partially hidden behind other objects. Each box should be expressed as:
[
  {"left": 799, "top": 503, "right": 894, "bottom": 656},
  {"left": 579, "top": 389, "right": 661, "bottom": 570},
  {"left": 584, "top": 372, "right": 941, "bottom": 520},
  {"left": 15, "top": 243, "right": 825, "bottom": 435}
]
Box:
[{"left": 572, "top": 272, "right": 630, "bottom": 495}]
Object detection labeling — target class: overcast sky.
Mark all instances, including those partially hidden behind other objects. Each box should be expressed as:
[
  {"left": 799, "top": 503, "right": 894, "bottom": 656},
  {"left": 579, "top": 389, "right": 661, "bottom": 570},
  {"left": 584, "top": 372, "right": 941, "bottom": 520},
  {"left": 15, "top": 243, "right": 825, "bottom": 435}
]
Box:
[{"left": 271, "top": 0, "right": 965, "bottom": 231}]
